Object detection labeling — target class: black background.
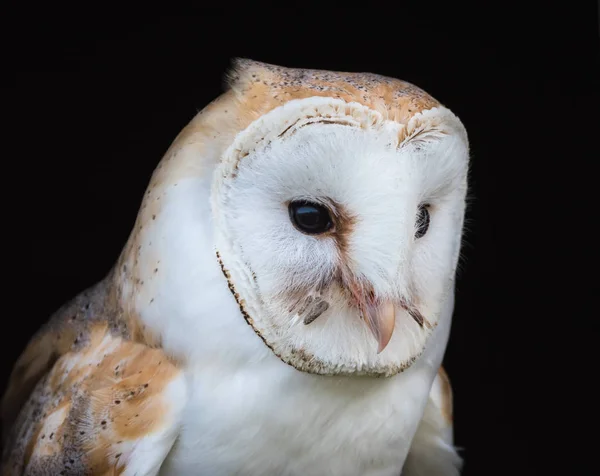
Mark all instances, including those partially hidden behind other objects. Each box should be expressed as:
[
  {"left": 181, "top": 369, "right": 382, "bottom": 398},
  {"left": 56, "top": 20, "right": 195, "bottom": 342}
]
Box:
[{"left": 2, "top": 4, "right": 599, "bottom": 475}]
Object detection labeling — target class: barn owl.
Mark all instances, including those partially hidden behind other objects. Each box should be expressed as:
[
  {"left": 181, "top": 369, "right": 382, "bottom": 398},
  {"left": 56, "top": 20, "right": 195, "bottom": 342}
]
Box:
[{"left": 1, "top": 59, "right": 468, "bottom": 476}]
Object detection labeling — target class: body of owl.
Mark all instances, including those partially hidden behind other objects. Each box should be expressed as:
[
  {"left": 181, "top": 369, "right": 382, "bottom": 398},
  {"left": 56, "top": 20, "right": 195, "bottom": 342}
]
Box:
[{"left": 2, "top": 59, "right": 468, "bottom": 476}]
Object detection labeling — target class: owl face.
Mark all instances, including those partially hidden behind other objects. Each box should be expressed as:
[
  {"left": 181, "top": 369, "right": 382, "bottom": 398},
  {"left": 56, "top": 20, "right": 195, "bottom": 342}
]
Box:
[{"left": 212, "top": 97, "right": 468, "bottom": 376}]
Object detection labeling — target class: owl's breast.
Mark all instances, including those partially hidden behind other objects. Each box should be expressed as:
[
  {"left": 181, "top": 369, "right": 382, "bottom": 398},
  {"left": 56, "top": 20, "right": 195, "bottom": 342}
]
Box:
[{"left": 159, "top": 349, "right": 439, "bottom": 476}]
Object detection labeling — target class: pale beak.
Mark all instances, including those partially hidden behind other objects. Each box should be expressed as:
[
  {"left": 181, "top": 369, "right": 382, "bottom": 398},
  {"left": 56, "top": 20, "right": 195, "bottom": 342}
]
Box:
[
  {"left": 344, "top": 277, "right": 396, "bottom": 354},
  {"left": 344, "top": 275, "right": 427, "bottom": 353},
  {"left": 362, "top": 300, "right": 396, "bottom": 354}
]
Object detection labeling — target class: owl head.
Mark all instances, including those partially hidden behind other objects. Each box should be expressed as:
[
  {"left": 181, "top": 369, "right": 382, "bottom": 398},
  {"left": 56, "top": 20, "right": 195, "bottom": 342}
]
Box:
[{"left": 116, "top": 59, "right": 469, "bottom": 377}]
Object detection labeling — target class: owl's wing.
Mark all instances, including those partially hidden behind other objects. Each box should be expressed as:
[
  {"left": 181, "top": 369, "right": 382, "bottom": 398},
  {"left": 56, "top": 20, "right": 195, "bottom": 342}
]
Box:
[
  {"left": 402, "top": 366, "right": 462, "bottom": 476},
  {"left": 1, "top": 290, "right": 187, "bottom": 476}
]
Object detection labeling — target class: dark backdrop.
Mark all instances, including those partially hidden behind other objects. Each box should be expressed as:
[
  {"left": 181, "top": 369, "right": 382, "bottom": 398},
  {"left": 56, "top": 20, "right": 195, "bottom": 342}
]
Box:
[{"left": 3, "top": 5, "right": 599, "bottom": 475}]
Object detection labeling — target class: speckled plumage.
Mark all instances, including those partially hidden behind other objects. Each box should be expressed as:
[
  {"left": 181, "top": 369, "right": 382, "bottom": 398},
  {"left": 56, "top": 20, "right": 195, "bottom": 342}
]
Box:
[
  {"left": 2, "top": 59, "right": 467, "bottom": 475},
  {"left": 1, "top": 276, "right": 185, "bottom": 476}
]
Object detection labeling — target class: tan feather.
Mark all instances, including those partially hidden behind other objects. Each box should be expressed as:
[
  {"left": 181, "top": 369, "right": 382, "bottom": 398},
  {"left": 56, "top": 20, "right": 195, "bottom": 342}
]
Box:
[{"left": 1, "top": 277, "right": 183, "bottom": 475}]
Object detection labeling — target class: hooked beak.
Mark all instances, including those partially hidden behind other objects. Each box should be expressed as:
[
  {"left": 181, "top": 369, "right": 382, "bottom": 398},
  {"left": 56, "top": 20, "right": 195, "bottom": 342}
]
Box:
[
  {"left": 345, "top": 277, "right": 426, "bottom": 354},
  {"left": 363, "top": 300, "right": 396, "bottom": 354}
]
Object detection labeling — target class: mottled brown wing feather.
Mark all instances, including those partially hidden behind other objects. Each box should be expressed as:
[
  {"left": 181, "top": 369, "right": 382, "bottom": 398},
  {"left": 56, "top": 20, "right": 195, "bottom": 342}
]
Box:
[{"left": 1, "top": 279, "right": 185, "bottom": 476}]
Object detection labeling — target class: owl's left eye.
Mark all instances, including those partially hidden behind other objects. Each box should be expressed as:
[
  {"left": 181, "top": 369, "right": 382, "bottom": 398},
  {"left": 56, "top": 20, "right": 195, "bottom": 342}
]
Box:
[
  {"left": 289, "top": 200, "right": 333, "bottom": 235},
  {"left": 415, "top": 204, "right": 431, "bottom": 239}
]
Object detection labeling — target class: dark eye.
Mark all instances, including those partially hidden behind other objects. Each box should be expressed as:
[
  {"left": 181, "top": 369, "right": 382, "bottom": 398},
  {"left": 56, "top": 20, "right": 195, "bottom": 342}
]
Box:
[
  {"left": 289, "top": 200, "right": 333, "bottom": 235},
  {"left": 415, "top": 204, "right": 430, "bottom": 239}
]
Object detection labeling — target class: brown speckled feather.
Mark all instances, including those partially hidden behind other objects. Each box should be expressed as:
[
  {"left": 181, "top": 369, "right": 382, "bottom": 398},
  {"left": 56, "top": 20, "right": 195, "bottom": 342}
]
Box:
[{"left": 1, "top": 273, "right": 185, "bottom": 476}]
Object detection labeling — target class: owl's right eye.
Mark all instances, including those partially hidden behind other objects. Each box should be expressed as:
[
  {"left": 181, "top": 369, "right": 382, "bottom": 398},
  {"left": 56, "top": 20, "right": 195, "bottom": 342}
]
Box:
[{"left": 288, "top": 200, "right": 333, "bottom": 235}]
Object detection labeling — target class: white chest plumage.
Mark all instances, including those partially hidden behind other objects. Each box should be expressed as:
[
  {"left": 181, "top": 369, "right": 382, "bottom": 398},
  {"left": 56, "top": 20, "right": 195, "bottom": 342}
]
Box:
[{"left": 159, "top": 298, "right": 452, "bottom": 476}]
